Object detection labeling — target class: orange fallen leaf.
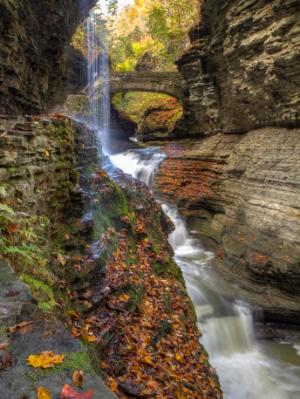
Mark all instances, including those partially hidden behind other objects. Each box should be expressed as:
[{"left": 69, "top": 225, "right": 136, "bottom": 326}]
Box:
[
  {"left": 86, "top": 334, "right": 97, "bottom": 343},
  {"left": 61, "top": 384, "right": 93, "bottom": 399},
  {"left": 37, "top": 386, "right": 52, "bottom": 399},
  {"left": 143, "top": 356, "right": 153, "bottom": 365},
  {"left": 27, "top": 351, "right": 65, "bottom": 368},
  {"left": 67, "top": 310, "right": 80, "bottom": 320},
  {"left": 72, "top": 370, "right": 84, "bottom": 388},
  {"left": 175, "top": 353, "right": 184, "bottom": 362},
  {"left": 0, "top": 342, "right": 9, "bottom": 350},
  {"left": 8, "top": 321, "right": 33, "bottom": 335},
  {"left": 7, "top": 223, "right": 18, "bottom": 234}
]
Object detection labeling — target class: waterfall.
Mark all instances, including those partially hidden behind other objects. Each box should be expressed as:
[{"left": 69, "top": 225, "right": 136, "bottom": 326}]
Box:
[
  {"left": 78, "top": 4, "right": 300, "bottom": 398},
  {"left": 109, "top": 148, "right": 300, "bottom": 399},
  {"left": 86, "top": 3, "right": 110, "bottom": 154}
]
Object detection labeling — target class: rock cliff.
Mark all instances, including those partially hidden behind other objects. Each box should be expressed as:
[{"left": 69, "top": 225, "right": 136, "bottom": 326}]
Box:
[
  {"left": 0, "top": 116, "right": 222, "bottom": 398},
  {"left": 175, "top": 0, "right": 300, "bottom": 136},
  {"left": 0, "top": 115, "right": 83, "bottom": 220},
  {"left": 156, "top": 128, "right": 300, "bottom": 325},
  {"left": 0, "top": 0, "right": 96, "bottom": 115},
  {"left": 156, "top": 0, "right": 300, "bottom": 326}
]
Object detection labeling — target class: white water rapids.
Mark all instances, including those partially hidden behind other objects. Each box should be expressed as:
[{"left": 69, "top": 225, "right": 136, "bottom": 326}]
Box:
[{"left": 109, "top": 148, "right": 300, "bottom": 399}]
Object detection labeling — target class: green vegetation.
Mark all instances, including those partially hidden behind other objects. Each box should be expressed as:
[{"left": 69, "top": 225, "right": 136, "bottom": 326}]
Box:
[
  {"left": 0, "top": 204, "right": 51, "bottom": 279},
  {"left": 113, "top": 92, "right": 174, "bottom": 122},
  {"left": 109, "top": 0, "right": 200, "bottom": 72},
  {"left": 112, "top": 92, "right": 183, "bottom": 137},
  {"left": 21, "top": 275, "right": 57, "bottom": 312},
  {"left": 72, "top": 0, "right": 200, "bottom": 72}
]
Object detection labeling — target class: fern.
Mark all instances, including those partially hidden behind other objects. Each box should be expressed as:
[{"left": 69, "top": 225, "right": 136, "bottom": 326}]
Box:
[{"left": 0, "top": 203, "right": 14, "bottom": 214}]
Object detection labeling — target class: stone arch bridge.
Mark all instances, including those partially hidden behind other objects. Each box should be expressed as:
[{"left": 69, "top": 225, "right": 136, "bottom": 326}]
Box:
[{"left": 93, "top": 72, "right": 185, "bottom": 101}]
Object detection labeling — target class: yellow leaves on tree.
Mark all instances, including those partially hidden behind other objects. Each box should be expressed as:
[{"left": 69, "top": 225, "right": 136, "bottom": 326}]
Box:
[
  {"left": 37, "top": 387, "right": 52, "bottom": 399},
  {"left": 27, "top": 351, "right": 65, "bottom": 369}
]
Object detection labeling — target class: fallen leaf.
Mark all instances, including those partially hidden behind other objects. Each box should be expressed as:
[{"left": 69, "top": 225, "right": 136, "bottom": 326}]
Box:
[
  {"left": 7, "top": 223, "right": 18, "bottom": 234},
  {"left": 82, "top": 325, "right": 97, "bottom": 343},
  {"left": 61, "top": 384, "right": 93, "bottom": 399},
  {"left": 4, "top": 290, "right": 20, "bottom": 297},
  {"left": 67, "top": 310, "right": 80, "bottom": 320},
  {"left": 72, "top": 370, "right": 84, "bottom": 388},
  {"left": 42, "top": 149, "right": 50, "bottom": 157},
  {"left": 0, "top": 351, "right": 13, "bottom": 370},
  {"left": 176, "top": 392, "right": 186, "bottom": 399},
  {"left": 37, "top": 387, "right": 52, "bottom": 399},
  {"left": 27, "top": 351, "right": 65, "bottom": 368},
  {"left": 8, "top": 321, "right": 33, "bottom": 335},
  {"left": 143, "top": 356, "right": 153, "bottom": 365},
  {"left": 175, "top": 354, "right": 184, "bottom": 362},
  {"left": 71, "top": 327, "right": 82, "bottom": 338},
  {"left": 57, "top": 253, "right": 67, "bottom": 266},
  {"left": 86, "top": 334, "right": 97, "bottom": 343},
  {"left": 0, "top": 342, "right": 9, "bottom": 350}
]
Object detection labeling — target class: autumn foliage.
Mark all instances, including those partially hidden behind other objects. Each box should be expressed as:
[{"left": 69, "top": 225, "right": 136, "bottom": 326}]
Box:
[{"left": 61, "top": 169, "right": 222, "bottom": 399}]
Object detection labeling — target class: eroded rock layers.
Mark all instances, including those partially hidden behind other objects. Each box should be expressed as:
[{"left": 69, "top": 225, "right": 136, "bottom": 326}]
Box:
[
  {"left": 0, "top": 0, "right": 96, "bottom": 115},
  {"left": 175, "top": 0, "right": 300, "bottom": 136},
  {"left": 156, "top": 0, "right": 300, "bottom": 324},
  {"left": 156, "top": 128, "right": 300, "bottom": 323}
]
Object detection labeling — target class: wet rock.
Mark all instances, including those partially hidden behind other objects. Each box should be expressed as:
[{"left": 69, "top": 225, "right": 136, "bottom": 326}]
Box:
[{"left": 155, "top": 128, "right": 300, "bottom": 325}]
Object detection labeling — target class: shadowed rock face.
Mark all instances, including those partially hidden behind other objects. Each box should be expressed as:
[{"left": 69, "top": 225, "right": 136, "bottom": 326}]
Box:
[
  {"left": 175, "top": 0, "right": 300, "bottom": 137},
  {"left": 0, "top": 0, "right": 96, "bottom": 115}
]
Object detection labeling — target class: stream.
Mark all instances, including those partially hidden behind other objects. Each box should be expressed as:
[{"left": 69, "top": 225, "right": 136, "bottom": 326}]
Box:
[
  {"left": 81, "top": 3, "right": 300, "bottom": 396},
  {"left": 105, "top": 146, "right": 300, "bottom": 399}
]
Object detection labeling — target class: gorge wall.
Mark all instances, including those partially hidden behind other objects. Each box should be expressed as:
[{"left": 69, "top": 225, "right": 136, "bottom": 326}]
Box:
[
  {"left": 175, "top": 0, "right": 300, "bottom": 136},
  {"left": 156, "top": 0, "right": 300, "bottom": 325},
  {"left": 0, "top": 0, "right": 96, "bottom": 115}
]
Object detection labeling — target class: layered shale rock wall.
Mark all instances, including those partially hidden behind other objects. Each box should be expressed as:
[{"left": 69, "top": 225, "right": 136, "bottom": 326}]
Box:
[
  {"left": 157, "top": 0, "right": 300, "bottom": 324},
  {"left": 175, "top": 0, "right": 300, "bottom": 136},
  {"left": 0, "top": 0, "right": 96, "bottom": 115},
  {"left": 0, "top": 116, "right": 84, "bottom": 220},
  {"left": 156, "top": 128, "right": 300, "bottom": 323}
]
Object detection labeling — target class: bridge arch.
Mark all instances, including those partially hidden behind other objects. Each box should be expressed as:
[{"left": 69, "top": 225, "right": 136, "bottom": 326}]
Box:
[{"left": 93, "top": 71, "right": 185, "bottom": 102}]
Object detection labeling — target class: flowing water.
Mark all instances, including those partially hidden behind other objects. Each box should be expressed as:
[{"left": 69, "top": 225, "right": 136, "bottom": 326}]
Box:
[
  {"left": 108, "top": 148, "right": 300, "bottom": 399},
  {"left": 86, "top": 4, "right": 110, "bottom": 154},
  {"left": 81, "top": 3, "right": 300, "bottom": 397}
]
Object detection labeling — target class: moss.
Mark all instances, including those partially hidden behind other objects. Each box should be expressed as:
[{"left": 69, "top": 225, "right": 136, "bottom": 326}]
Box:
[
  {"left": 21, "top": 274, "right": 57, "bottom": 311},
  {"left": 7, "top": 166, "right": 18, "bottom": 175},
  {"left": 152, "top": 259, "right": 184, "bottom": 284},
  {"left": 35, "top": 120, "right": 74, "bottom": 144},
  {"left": 0, "top": 182, "right": 9, "bottom": 190},
  {"left": 55, "top": 350, "right": 93, "bottom": 373}
]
